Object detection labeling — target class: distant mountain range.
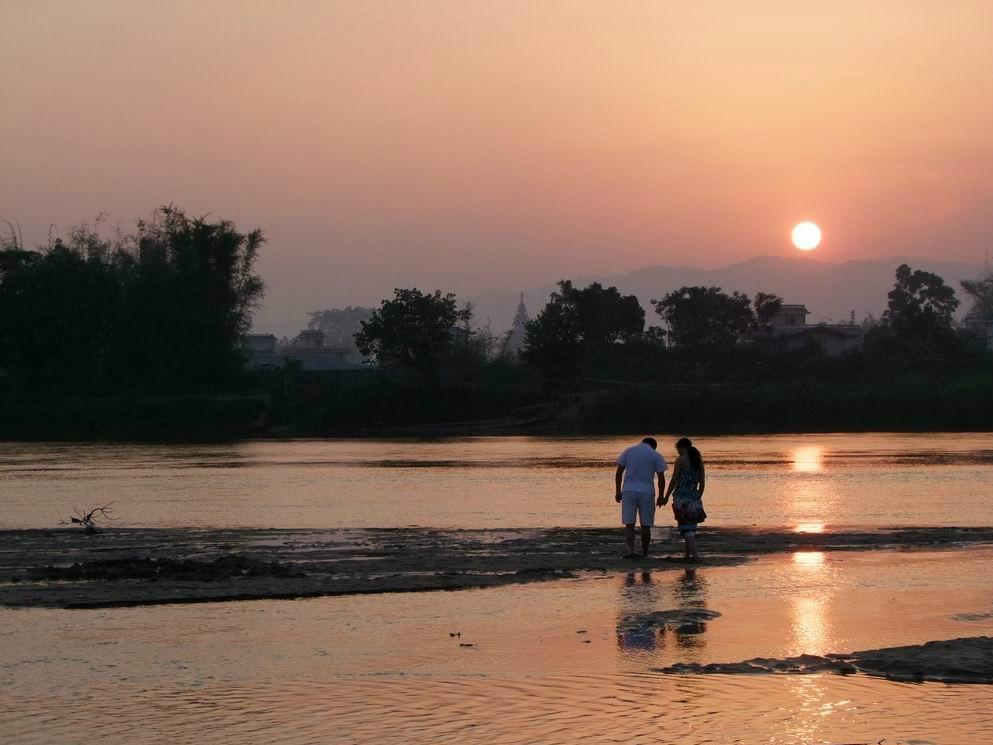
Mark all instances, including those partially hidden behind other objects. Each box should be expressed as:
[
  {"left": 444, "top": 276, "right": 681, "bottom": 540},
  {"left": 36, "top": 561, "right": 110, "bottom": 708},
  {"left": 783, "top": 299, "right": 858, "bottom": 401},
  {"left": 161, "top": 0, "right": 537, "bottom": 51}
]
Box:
[{"left": 472, "top": 255, "right": 984, "bottom": 333}]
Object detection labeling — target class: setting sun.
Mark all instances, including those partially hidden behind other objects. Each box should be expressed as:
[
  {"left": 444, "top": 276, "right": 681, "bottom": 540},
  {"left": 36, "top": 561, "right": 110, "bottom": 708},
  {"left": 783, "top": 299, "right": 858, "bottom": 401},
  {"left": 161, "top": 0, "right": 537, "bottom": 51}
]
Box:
[{"left": 792, "top": 222, "right": 822, "bottom": 250}]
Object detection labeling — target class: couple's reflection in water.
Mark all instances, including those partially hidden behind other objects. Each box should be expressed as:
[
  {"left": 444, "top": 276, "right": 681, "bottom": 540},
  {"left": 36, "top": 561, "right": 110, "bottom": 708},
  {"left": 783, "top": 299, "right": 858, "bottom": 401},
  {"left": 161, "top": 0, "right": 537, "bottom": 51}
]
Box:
[{"left": 615, "top": 568, "right": 711, "bottom": 659}]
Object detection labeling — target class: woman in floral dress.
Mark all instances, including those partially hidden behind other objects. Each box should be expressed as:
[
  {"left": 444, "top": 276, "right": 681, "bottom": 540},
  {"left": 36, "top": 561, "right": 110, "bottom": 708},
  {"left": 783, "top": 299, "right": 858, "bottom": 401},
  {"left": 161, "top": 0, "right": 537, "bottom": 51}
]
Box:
[{"left": 662, "top": 437, "right": 707, "bottom": 561}]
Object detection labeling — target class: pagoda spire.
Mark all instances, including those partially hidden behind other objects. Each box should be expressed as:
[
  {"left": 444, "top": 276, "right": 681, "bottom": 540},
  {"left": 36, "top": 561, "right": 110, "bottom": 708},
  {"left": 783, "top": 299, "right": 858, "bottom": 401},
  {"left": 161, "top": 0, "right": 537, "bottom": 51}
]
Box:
[{"left": 504, "top": 291, "right": 530, "bottom": 359}]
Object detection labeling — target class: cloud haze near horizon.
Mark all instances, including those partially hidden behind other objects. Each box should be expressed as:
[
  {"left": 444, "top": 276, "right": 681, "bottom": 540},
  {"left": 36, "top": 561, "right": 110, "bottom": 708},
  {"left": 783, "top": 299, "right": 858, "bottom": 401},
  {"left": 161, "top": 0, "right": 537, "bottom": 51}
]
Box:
[{"left": 3, "top": 1, "right": 991, "bottom": 335}]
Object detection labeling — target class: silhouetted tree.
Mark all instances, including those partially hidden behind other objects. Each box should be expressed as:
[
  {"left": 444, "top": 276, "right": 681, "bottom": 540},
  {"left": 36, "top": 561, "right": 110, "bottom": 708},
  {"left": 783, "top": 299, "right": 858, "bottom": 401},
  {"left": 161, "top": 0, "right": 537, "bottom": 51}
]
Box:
[
  {"left": 883, "top": 264, "right": 959, "bottom": 332},
  {"left": 355, "top": 288, "right": 465, "bottom": 378},
  {"left": 752, "top": 292, "right": 784, "bottom": 333},
  {"left": 523, "top": 280, "right": 644, "bottom": 379},
  {"left": 961, "top": 268, "right": 993, "bottom": 320},
  {"left": 522, "top": 291, "right": 585, "bottom": 379},
  {"left": 878, "top": 263, "right": 959, "bottom": 363},
  {"left": 557, "top": 280, "right": 645, "bottom": 344},
  {"left": 652, "top": 286, "right": 753, "bottom": 352}
]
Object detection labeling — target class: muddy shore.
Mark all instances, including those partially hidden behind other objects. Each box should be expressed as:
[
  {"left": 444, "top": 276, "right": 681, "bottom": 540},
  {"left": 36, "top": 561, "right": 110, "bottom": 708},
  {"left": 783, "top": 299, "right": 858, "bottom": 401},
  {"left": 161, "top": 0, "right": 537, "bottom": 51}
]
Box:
[
  {"left": 2, "top": 526, "right": 991, "bottom": 609},
  {"left": 657, "top": 636, "right": 993, "bottom": 684}
]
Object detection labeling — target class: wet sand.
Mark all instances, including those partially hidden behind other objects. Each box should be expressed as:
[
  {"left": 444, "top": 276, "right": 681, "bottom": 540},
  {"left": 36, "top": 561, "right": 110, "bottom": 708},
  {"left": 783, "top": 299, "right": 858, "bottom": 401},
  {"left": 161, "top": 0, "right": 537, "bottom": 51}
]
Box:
[{"left": 2, "top": 525, "right": 991, "bottom": 609}]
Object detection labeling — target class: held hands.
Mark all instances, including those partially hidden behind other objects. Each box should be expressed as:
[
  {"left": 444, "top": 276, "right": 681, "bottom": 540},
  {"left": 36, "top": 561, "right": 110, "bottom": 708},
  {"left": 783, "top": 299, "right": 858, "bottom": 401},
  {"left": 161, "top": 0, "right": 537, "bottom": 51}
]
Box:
[
  {"left": 615, "top": 491, "right": 622, "bottom": 503},
  {"left": 656, "top": 495, "right": 669, "bottom": 507}
]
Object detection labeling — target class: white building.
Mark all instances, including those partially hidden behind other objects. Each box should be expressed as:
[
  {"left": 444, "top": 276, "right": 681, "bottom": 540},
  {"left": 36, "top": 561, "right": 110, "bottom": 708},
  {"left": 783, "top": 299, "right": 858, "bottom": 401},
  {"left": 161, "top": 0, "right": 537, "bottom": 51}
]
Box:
[
  {"left": 243, "top": 330, "right": 367, "bottom": 371},
  {"left": 764, "top": 304, "right": 864, "bottom": 356},
  {"left": 283, "top": 329, "right": 364, "bottom": 371},
  {"left": 769, "top": 304, "right": 810, "bottom": 329},
  {"left": 963, "top": 314, "right": 993, "bottom": 351},
  {"left": 242, "top": 334, "right": 281, "bottom": 369}
]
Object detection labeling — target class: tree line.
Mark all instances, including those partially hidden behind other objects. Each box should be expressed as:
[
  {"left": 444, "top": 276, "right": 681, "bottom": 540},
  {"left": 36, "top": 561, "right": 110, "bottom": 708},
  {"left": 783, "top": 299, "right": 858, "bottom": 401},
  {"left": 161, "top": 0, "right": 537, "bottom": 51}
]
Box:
[
  {"left": 348, "top": 263, "right": 986, "bottom": 386},
  {"left": 274, "top": 265, "right": 988, "bottom": 433}
]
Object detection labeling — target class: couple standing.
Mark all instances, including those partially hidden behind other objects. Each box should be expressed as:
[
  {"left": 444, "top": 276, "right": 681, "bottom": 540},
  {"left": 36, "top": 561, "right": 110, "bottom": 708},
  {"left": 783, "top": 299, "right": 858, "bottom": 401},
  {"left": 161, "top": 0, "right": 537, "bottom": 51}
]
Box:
[{"left": 614, "top": 436, "right": 706, "bottom": 561}]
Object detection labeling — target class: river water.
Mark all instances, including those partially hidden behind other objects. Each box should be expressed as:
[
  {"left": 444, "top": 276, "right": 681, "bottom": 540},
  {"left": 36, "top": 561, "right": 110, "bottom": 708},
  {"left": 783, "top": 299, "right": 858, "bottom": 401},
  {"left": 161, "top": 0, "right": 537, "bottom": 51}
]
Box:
[
  {"left": 1, "top": 433, "right": 991, "bottom": 529},
  {"left": 2, "top": 433, "right": 992, "bottom": 744}
]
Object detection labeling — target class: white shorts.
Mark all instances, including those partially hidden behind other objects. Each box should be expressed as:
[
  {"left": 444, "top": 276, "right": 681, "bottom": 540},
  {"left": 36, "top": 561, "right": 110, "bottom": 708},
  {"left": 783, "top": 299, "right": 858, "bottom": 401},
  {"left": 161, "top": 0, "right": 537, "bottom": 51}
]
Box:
[{"left": 621, "top": 491, "right": 655, "bottom": 527}]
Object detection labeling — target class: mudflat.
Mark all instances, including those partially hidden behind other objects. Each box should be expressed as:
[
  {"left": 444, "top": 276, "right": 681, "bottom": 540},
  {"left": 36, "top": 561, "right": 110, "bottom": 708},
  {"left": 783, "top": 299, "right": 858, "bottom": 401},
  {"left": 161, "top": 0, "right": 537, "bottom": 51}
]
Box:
[
  {"left": 657, "top": 636, "right": 993, "bottom": 684},
  {"left": 2, "top": 525, "right": 992, "bottom": 609}
]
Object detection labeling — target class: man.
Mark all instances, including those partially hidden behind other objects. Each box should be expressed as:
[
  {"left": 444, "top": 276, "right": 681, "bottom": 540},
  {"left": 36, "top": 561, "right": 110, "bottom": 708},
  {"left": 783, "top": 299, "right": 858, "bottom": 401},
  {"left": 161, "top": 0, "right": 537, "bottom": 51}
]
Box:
[{"left": 614, "top": 437, "right": 668, "bottom": 558}]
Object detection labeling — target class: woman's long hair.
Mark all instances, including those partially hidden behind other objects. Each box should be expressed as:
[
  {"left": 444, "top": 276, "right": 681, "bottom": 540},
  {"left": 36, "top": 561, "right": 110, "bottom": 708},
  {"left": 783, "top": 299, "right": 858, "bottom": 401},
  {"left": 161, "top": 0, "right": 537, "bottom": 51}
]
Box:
[{"left": 676, "top": 437, "right": 702, "bottom": 471}]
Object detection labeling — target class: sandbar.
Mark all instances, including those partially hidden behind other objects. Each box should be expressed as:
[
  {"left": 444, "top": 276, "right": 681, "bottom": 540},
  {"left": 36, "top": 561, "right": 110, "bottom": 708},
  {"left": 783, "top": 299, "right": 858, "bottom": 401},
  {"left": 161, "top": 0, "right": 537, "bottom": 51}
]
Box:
[{"left": 1, "top": 525, "right": 991, "bottom": 609}]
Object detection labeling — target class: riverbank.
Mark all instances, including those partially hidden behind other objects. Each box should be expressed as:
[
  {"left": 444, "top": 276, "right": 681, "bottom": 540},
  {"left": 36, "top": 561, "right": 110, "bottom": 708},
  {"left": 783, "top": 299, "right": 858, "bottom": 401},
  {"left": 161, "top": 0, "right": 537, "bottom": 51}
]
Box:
[
  {"left": 3, "top": 526, "right": 992, "bottom": 609},
  {"left": 2, "top": 371, "right": 989, "bottom": 440}
]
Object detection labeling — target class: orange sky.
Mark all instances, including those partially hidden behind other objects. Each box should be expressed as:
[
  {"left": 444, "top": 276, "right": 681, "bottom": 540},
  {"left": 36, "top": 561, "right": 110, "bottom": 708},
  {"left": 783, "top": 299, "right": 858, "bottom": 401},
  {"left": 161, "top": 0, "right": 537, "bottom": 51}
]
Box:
[{"left": 3, "top": 1, "right": 991, "bottom": 333}]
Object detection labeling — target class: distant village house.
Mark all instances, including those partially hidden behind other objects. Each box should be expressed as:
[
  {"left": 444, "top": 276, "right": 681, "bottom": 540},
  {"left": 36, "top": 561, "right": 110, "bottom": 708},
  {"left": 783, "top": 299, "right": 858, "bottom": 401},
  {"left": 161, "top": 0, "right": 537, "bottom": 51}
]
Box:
[
  {"left": 963, "top": 313, "right": 993, "bottom": 351},
  {"left": 762, "top": 304, "right": 864, "bottom": 355},
  {"left": 243, "top": 330, "right": 366, "bottom": 371},
  {"left": 242, "top": 334, "right": 281, "bottom": 369}
]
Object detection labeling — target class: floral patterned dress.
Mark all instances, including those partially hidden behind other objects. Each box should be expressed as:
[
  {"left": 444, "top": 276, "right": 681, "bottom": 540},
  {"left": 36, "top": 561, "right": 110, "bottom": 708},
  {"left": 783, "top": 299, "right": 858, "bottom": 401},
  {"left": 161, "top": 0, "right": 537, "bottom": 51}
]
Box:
[{"left": 672, "top": 461, "right": 707, "bottom": 533}]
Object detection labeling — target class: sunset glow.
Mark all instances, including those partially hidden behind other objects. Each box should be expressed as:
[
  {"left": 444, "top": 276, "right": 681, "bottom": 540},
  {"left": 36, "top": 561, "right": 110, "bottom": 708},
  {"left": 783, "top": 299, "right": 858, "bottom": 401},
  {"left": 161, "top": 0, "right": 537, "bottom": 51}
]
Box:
[{"left": 3, "top": 2, "right": 992, "bottom": 334}]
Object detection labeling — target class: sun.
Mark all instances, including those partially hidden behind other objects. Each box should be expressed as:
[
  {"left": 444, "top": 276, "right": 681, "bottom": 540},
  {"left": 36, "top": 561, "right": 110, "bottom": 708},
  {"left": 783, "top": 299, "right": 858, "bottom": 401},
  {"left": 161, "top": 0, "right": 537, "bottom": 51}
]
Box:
[{"left": 792, "top": 222, "right": 821, "bottom": 250}]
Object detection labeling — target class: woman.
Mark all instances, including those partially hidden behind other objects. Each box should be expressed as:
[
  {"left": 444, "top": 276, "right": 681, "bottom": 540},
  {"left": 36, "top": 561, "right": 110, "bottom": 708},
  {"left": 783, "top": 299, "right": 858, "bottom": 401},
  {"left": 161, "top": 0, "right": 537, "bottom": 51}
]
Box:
[{"left": 662, "top": 437, "right": 707, "bottom": 561}]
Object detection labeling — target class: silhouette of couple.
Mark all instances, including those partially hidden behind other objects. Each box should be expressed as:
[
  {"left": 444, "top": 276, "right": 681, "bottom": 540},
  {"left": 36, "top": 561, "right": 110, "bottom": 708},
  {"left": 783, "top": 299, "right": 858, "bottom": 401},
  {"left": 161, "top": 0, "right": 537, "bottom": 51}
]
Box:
[{"left": 614, "top": 436, "right": 707, "bottom": 560}]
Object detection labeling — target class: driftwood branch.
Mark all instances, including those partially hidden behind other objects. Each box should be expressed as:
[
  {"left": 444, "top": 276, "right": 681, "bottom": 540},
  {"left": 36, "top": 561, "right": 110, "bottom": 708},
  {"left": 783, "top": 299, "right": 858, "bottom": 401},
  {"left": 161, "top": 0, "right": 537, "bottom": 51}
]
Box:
[{"left": 60, "top": 503, "right": 117, "bottom": 534}]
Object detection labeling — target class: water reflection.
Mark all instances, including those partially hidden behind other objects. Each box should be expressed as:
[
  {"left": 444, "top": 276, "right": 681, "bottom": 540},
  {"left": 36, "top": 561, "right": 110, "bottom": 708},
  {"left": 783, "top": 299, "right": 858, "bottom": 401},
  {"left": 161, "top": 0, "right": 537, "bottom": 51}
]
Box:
[
  {"left": 793, "top": 550, "right": 825, "bottom": 567},
  {"left": 615, "top": 569, "right": 712, "bottom": 656},
  {"left": 790, "top": 551, "right": 831, "bottom": 655},
  {"left": 670, "top": 568, "right": 711, "bottom": 650},
  {"left": 781, "top": 462, "right": 838, "bottom": 538},
  {"left": 791, "top": 445, "right": 824, "bottom": 473},
  {"left": 615, "top": 572, "right": 661, "bottom": 651}
]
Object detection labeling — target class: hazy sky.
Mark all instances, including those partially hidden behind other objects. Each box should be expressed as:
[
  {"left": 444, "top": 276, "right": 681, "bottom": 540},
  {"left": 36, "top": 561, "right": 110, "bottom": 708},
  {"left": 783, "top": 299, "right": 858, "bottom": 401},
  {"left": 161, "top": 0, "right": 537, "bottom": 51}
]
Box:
[{"left": 3, "top": 1, "right": 991, "bottom": 334}]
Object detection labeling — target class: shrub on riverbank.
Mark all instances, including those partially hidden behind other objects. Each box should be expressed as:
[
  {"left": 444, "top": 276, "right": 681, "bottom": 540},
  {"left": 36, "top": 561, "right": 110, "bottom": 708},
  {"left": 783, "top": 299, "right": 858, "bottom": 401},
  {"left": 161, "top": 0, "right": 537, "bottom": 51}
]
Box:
[
  {"left": 579, "top": 373, "right": 992, "bottom": 434},
  {"left": 0, "top": 372, "right": 986, "bottom": 438},
  {"left": 262, "top": 366, "right": 990, "bottom": 436}
]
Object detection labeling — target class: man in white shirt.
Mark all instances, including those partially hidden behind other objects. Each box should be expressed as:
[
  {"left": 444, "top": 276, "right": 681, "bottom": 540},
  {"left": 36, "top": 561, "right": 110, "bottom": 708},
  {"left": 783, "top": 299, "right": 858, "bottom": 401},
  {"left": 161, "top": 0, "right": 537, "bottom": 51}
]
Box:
[{"left": 614, "top": 437, "right": 668, "bottom": 558}]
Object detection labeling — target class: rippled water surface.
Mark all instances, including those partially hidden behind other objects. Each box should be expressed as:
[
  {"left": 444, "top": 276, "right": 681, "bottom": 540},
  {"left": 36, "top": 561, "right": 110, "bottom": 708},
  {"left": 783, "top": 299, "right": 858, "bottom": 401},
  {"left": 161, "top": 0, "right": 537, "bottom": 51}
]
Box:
[
  {"left": 3, "top": 549, "right": 992, "bottom": 743},
  {"left": 1, "top": 433, "right": 991, "bottom": 528}
]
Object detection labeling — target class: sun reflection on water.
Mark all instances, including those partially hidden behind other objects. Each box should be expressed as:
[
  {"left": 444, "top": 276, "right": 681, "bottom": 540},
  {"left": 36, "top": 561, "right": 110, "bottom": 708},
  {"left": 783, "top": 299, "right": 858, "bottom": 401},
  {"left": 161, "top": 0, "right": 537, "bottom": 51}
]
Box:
[
  {"left": 792, "top": 445, "right": 825, "bottom": 473},
  {"left": 782, "top": 446, "right": 838, "bottom": 534},
  {"left": 792, "top": 596, "right": 829, "bottom": 653},
  {"left": 790, "top": 551, "right": 831, "bottom": 657},
  {"left": 793, "top": 550, "right": 825, "bottom": 566}
]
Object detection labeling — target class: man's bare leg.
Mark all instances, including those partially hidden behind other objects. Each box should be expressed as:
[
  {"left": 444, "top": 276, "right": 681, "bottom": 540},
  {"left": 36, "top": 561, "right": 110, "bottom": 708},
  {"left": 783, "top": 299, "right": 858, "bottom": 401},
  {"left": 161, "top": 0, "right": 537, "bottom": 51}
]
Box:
[
  {"left": 625, "top": 524, "right": 636, "bottom": 555},
  {"left": 641, "top": 526, "right": 651, "bottom": 556}
]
